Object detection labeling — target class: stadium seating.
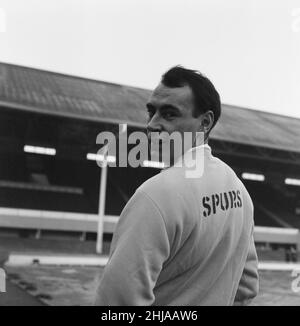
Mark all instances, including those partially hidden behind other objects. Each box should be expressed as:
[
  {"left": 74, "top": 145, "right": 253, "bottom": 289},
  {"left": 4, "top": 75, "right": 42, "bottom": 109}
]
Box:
[{"left": 244, "top": 180, "right": 300, "bottom": 229}]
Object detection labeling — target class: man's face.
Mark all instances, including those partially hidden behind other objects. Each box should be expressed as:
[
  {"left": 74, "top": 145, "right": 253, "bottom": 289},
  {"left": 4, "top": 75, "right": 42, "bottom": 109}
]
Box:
[{"left": 146, "top": 83, "right": 202, "bottom": 164}]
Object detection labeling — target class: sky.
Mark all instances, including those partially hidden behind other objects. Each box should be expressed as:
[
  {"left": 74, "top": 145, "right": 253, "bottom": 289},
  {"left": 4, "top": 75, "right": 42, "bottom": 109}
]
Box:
[{"left": 0, "top": 0, "right": 299, "bottom": 118}]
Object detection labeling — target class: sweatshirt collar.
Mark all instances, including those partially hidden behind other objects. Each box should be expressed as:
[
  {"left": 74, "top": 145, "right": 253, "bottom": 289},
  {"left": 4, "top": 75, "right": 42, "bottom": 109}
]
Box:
[{"left": 161, "top": 143, "right": 211, "bottom": 171}]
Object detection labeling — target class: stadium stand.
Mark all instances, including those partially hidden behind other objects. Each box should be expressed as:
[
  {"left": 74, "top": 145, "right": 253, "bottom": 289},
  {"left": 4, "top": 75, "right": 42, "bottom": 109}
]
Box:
[{"left": 244, "top": 181, "right": 300, "bottom": 228}]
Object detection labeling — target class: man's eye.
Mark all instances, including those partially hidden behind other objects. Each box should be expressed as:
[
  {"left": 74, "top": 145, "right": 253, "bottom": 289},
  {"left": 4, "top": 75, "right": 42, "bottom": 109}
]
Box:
[{"left": 163, "top": 112, "right": 176, "bottom": 119}]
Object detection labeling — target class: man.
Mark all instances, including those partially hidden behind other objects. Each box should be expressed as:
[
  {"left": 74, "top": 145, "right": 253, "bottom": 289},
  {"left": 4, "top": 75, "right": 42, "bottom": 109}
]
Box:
[{"left": 94, "top": 66, "right": 259, "bottom": 306}]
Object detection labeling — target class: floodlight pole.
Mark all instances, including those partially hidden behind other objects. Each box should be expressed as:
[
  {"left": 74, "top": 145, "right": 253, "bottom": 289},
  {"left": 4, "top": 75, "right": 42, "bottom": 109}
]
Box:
[
  {"left": 96, "top": 161, "right": 108, "bottom": 254},
  {"left": 95, "top": 124, "right": 127, "bottom": 254}
]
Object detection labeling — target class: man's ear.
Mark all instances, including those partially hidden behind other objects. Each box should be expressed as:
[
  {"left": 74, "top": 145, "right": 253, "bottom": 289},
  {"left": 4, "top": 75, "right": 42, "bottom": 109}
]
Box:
[{"left": 200, "top": 110, "right": 214, "bottom": 134}]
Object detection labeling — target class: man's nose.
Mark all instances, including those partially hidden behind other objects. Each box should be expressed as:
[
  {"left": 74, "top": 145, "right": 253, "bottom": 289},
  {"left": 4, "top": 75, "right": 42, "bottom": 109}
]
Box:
[{"left": 147, "top": 114, "right": 163, "bottom": 133}]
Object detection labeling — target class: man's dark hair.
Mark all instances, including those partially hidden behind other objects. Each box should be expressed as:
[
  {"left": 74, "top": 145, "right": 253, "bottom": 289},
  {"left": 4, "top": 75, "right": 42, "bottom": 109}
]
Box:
[{"left": 161, "top": 65, "right": 221, "bottom": 130}]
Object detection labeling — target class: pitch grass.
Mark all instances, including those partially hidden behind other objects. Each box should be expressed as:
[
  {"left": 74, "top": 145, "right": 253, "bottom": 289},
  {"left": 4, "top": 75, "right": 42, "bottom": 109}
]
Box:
[{"left": 3, "top": 265, "right": 300, "bottom": 306}]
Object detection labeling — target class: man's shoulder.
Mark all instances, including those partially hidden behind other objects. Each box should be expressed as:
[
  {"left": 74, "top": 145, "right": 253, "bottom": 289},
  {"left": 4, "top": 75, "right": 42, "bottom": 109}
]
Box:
[
  {"left": 213, "top": 155, "right": 253, "bottom": 204},
  {"left": 138, "top": 166, "right": 186, "bottom": 198},
  {"left": 212, "top": 155, "right": 245, "bottom": 183},
  {"left": 134, "top": 168, "right": 198, "bottom": 231}
]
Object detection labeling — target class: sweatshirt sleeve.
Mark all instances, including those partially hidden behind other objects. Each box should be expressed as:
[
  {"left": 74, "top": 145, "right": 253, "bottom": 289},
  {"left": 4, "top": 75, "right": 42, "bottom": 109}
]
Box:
[
  {"left": 234, "top": 234, "right": 259, "bottom": 305},
  {"left": 94, "top": 190, "right": 171, "bottom": 306}
]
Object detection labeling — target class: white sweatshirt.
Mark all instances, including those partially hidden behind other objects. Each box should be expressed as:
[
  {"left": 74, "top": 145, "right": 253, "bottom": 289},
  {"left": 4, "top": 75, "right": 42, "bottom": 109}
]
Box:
[{"left": 95, "top": 145, "right": 259, "bottom": 306}]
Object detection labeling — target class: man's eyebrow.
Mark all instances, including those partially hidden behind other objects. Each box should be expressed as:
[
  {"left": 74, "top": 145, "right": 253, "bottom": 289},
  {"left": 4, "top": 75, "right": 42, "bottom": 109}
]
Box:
[
  {"left": 160, "top": 104, "right": 180, "bottom": 112},
  {"left": 146, "top": 102, "right": 181, "bottom": 112}
]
